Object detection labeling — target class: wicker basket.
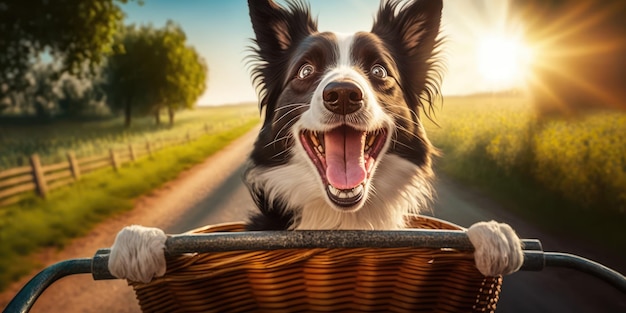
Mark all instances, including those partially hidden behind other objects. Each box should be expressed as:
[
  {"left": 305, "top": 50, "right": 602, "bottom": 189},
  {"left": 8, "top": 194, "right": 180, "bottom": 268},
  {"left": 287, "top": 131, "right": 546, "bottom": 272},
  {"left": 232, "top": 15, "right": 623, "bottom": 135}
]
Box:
[{"left": 130, "top": 216, "right": 502, "bottom": 312}]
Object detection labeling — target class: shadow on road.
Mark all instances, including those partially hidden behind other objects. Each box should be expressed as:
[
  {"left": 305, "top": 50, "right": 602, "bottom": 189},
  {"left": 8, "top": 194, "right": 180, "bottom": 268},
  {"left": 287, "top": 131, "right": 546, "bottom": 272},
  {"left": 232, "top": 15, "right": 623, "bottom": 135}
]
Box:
[{"left": 429, "top": 175, "right": 626, "bottom": 313}]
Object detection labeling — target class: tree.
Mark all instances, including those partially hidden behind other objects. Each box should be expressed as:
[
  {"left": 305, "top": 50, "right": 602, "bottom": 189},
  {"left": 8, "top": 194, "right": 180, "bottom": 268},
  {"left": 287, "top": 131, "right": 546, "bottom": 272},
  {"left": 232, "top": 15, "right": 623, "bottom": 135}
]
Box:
[
  {"left": 20, "top": 63, "right": 60, "bottom": 118},
  {"left": 165, "top": 45, "right": 207, "bottom": 125},
  {"left": 157, "top": 22, "right": 208, "bottom": 126},
  {"left": 0, "top": 0, "right": 139, "bottom": 98},
  {"left": 57, "top": 72, "right": 106, "bottom": 117},
  {"left": 102, "top": 22, "right": 208, "bottom": 127},
  {"left": 1, "top": 62, "right": 107, "bottom": 117},
  {"left": 101, "top": 25, "right": 157, "bottom": 127}
]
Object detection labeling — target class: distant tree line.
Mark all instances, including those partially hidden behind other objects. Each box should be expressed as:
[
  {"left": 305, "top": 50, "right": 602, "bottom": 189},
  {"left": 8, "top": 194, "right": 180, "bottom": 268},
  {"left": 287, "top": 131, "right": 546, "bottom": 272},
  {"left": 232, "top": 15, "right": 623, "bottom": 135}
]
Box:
[
  {"left": 1, "top": 64, "right": 106, "bottom": 118},
  {"left": 0, "top": 0, "right": 208, "bottom": 126}
]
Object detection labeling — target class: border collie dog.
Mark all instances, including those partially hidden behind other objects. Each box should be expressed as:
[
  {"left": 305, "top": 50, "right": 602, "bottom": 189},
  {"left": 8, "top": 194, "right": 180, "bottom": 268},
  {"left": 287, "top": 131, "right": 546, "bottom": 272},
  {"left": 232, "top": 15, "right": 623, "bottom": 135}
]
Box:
[
  {"left": 109, "top": 0, "right": 523, "bottom": 284},
  {"left": 244, "top": 0, "right": 440, "bottom": 231}
]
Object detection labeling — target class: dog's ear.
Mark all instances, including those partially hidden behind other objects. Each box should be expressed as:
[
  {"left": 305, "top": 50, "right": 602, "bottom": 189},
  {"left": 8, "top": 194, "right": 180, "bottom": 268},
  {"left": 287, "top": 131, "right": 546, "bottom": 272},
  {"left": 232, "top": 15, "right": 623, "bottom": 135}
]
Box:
[
  {"left": 372, "top": 0, "right": 443, "bottom": 112},
  {"left": 248, "top": 0, "right": 317, "bottom": 61},
  {"left": 248, "top": 0, "right": 317, "bottom": 112}
]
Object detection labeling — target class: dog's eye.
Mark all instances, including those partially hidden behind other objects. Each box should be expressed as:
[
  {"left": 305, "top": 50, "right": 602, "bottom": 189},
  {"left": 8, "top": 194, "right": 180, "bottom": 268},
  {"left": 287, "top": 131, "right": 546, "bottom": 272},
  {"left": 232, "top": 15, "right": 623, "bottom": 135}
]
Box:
[
  {"left": 297, "top": 63, "right": 315, "bottom": 79},
  {"left": 371, "top": 64, "right": 387, "bottom": 79}
]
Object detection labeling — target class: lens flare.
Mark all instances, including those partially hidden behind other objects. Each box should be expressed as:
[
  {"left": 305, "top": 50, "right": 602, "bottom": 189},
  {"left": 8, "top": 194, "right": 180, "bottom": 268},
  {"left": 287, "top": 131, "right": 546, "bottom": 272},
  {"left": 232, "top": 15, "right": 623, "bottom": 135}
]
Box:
[{"left": 476, "top": 35, "right": 534, "bottom": 88}]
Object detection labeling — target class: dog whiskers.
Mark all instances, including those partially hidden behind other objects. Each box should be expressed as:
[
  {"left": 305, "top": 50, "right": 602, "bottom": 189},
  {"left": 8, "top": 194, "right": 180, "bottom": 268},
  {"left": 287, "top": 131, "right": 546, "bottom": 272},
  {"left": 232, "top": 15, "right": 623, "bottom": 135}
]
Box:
[
  {"left": 276, "top": 102, "right": 309, "bottom": 110},
  {"left": 272, "top": 103, "right": 308, "bottom": 126},
  {"left": 393, "top": 113, "right": 424, "bottom": 131},
  {"left": 264, "top": 132, "right": 293, "bottom": 149},
  {"left": 264, "top": 114, "right": 300, "bottom": 148},
  {"left": 391, "top": 139, "right": 414, "bottom": 151},
  {"left": 269, "top": 147, "right": 293, "bottom": 160},
  {"left": 389, "top": 115, "right": 427, "bottom": 142}
]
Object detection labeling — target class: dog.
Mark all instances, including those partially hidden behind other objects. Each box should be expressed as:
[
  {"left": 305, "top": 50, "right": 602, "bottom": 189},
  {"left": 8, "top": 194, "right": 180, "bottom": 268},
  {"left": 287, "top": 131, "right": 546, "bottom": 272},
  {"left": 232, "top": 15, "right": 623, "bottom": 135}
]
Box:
[{"left": 109, "top": 0, "right": 524, "bottom": 284}]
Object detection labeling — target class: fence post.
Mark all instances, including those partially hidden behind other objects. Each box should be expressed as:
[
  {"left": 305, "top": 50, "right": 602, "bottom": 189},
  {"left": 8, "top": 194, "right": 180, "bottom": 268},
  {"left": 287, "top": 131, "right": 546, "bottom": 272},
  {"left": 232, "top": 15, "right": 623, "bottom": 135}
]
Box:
[
  {"left": 30, "top": 154, "right": 48, "bottom": 198},
  {"left": 109, "top": 148, "right": 119, "bottom": 172},
  {"left": 186, "top": 131, "right": 191, "bottom": 144},
  {"left": 146, "top": 141, "right": 153, "bottom": 157},
  {"left": 128, "top": 144, "right": 136, "bottom": 162},
  {"left": 67, "top": 151, "right": 81, "bottom": 181},
  {"left": 204, "top": 123, "right": 209, "bottom": 134}
]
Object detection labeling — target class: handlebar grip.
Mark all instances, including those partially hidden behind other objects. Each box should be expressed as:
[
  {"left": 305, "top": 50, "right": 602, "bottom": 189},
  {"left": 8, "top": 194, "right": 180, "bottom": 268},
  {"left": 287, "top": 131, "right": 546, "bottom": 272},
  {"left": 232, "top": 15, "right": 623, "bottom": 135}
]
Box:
[{"left": 91, "top": 230, "right": 542, "bottom": 279}]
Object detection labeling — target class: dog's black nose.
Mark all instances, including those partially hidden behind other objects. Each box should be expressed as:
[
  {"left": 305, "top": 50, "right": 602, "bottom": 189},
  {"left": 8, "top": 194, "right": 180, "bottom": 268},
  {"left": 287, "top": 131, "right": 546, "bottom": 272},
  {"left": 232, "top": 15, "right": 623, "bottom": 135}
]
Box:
[{"left": 323, "top": 81, "right": 364, "bottom": 115}]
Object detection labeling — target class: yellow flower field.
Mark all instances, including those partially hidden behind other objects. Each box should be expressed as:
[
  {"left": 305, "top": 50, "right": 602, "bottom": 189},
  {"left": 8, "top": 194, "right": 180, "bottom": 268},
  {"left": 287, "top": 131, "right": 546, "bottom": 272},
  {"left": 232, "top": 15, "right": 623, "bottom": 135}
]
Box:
[{"left": 424, "top": 95, "right": 626, "bottom": 215}]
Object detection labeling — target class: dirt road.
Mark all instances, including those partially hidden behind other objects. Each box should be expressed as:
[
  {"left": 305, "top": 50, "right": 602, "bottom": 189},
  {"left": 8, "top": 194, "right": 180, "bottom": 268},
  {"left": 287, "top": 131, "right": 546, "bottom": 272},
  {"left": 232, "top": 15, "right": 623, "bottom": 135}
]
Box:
[
  {"left": 0, "top": 128, "right": 259, "bottom": 313},
  {"left": 2, "top": 127, "right": 625, "bottom": 312}
]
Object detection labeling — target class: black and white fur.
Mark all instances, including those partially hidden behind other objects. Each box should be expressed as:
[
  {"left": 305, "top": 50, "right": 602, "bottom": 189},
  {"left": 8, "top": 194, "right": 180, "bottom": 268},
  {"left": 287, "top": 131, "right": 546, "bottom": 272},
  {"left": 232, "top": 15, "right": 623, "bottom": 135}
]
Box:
[
  {"left": 109, "top": 0, "right": 523, "bottom": 283},
  {"left": 245, "top": 0, "right": 441, "bottom": 231}
]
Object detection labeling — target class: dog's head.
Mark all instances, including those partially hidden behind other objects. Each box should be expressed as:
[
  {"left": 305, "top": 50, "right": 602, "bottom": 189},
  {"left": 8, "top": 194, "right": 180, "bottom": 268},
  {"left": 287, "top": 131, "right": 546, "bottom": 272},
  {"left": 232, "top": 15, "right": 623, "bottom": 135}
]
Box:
[{"left": 246, "top": 0, "right": 443, "bottom": 229}]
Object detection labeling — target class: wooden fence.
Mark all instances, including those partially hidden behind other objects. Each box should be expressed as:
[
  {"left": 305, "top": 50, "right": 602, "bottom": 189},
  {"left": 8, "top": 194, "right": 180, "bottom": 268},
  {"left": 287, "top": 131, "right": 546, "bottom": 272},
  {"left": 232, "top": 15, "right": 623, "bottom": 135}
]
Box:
[{"left": 0, "top": 123, "right": 217, "bottom": 207}]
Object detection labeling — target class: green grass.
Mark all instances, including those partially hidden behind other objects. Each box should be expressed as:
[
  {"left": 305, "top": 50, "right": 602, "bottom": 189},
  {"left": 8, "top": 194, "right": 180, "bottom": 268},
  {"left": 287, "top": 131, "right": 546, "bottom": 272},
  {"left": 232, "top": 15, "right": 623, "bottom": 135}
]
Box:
[
  {"left": 0, "top": 116, "right": 259, "bottom": 291},
  {"left": 0, "top": 104, "right": 259, "bottom": 169},
  {"left": 424, "top": 95, "right": 626, "bottom": 252}
]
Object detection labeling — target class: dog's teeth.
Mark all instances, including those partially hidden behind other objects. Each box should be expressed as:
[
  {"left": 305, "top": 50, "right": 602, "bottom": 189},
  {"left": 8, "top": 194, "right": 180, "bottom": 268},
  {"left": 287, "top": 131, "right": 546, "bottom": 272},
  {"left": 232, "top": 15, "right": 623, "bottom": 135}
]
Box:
[
  {"left": 308, "top": 131, "right": 324, "bottom": 154},
  {"left": 353, "top": 184, "right": 364, "bottom": 195},
  {"left": 328, "top": 185, "right": 340, "bottom": 196},
  {"left": 310, "top": 132, "right": 320, "bottom": 146},
  {"left": 328, "top": 185, "right": 364, "bottom": 199},
  {"left": 364, "top": 134, "right": 376, "bottom": 153},
  {"left": 328, "top": 186, "right": 350, "bottom": 199}
]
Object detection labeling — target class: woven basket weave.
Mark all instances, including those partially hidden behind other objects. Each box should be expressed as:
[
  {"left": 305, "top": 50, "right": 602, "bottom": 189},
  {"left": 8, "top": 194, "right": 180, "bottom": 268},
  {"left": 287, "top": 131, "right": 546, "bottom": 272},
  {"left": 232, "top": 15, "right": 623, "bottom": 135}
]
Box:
[{"left": 130, "top": 216, "right": 502, "bottom": 312}]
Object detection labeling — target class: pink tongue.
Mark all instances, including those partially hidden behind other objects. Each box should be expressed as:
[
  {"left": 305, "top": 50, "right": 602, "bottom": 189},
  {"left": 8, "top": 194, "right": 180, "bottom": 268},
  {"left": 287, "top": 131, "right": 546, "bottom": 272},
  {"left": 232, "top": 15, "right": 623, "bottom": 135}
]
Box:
[{"left": 325, "top": 126, "right": 366, "bottom": 190}]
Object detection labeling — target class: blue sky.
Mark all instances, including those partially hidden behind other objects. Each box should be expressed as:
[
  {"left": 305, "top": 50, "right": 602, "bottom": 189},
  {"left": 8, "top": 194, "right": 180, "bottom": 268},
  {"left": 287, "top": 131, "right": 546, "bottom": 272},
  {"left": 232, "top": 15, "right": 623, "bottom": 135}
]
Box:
[{"left": 122, "top": 0, "right": 519, "bottom": 105}]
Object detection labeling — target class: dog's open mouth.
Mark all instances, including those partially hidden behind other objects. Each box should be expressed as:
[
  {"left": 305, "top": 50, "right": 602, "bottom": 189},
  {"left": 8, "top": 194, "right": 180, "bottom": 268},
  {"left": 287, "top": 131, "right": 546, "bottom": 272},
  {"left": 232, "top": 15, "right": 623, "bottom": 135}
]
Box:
[{"left": 300, "top": 125, "right": 388, "bottom": 208}]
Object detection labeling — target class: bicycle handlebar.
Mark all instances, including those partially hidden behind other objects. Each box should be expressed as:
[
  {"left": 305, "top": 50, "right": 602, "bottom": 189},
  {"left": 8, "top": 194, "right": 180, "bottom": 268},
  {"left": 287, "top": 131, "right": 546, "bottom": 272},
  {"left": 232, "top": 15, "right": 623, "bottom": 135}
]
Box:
[{"left": 6, "top": 230, "right": 626, "bottom": 313}]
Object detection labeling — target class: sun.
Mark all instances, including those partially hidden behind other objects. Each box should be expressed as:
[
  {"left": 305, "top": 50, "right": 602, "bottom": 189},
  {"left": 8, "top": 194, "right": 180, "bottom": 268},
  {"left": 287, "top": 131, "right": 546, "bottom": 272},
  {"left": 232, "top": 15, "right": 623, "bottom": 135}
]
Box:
[{"left": 476, "top": 35, "right": 534, "bottom": 88}]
